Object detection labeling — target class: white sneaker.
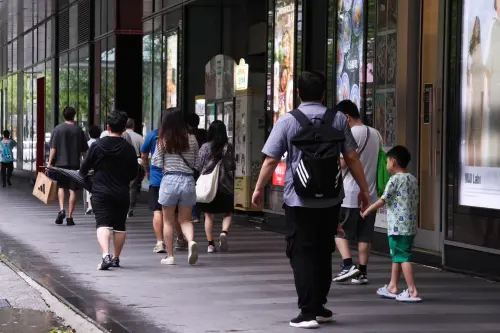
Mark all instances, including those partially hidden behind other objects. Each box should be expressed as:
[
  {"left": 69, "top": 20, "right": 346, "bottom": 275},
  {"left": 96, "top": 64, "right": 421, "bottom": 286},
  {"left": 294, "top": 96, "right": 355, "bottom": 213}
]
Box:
[
  {"left": 219, "top": 233, "right": 228, "bottom": 252},
  {"left": 207, "top": 244, "right": 217, "bottom": 253},
  {"left": 153, "top": 242, "right": 166, "bottom": 253},
  {"left": 188, "top": 241, "right": 199, "bottom": 265},
  {"left": 161, "top": 256, "right": 175, "bottom": 265}
]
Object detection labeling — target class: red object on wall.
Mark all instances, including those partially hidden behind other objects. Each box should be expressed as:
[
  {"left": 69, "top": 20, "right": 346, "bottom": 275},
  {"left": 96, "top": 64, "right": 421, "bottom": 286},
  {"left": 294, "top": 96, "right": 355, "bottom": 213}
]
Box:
[
  {"left": 36, "top": 78, "right": 46, "bottom": 171},
  {"left": 272, "top": 162, "right": 286, "bottom": 186}
]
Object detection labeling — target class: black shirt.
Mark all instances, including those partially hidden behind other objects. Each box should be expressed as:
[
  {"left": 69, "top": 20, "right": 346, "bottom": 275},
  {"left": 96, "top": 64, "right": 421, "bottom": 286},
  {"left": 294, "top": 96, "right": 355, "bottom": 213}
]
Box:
[
  {"left": 80, "top": 136, "right": 138, "bottom": 200},
  {"left": 50, "top": 122, "right": 88, "bottom": 169}
]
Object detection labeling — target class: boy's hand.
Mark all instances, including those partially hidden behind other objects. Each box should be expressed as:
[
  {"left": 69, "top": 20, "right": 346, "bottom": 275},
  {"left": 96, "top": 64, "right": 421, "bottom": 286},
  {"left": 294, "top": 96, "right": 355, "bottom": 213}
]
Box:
[
  {"left": 336, "top": 225, "right": 346, "bottom": 238},
  {"left": 360, "top": 209, "right": 369, "bottom": 219}
]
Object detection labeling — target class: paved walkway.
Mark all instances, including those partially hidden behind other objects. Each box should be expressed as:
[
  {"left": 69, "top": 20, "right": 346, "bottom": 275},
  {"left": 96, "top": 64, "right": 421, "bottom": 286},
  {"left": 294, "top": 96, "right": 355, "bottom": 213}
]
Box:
[{"left": 1, "top": 180, "right": 500, "bottom": 332}]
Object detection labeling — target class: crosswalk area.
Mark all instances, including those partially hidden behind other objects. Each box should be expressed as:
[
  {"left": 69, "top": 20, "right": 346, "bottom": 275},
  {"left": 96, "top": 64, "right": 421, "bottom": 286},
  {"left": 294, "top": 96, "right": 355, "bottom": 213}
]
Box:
[{"left": 1, "top": 180, "right": 500, "bottom": 332}]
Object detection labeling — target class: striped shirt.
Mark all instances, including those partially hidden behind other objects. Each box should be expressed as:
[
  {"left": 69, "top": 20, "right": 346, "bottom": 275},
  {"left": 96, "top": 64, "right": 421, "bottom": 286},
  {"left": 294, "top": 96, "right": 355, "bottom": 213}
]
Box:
[{"left": 151, "top": 134, "right": 199, "bottom": 175}]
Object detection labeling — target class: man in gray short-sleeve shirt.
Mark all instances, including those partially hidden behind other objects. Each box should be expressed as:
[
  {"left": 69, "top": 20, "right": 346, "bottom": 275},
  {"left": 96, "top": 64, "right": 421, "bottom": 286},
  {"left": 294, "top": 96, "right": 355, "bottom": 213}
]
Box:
[{"left": 252, "top": 71, "right": 370, "bottom": 329}]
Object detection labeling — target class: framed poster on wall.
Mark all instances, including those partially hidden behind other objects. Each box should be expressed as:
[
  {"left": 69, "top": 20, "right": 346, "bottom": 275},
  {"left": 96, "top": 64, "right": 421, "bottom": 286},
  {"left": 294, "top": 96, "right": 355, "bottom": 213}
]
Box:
[
  {"left": 335, "top": 0, "right": 366, "bottom": 112},
  {"left": 271, "top": 0, "right": 296, "bottom": 186},
  {"left": 165, "top": 28, "right": 179, "bottom": 109},
  {"left": 458, "top": 0, "right": 500, "bottom": 210}
]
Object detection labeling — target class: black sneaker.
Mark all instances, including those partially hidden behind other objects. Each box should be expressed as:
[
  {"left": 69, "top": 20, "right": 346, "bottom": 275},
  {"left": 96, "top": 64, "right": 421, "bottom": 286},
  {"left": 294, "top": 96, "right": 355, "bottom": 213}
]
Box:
[
  {"left": 111, "top": 257, "right": 120, "bottom": 268},
  {"left": 127, "top": 210, "right": 134, "bottom": 218},
  {"left": 352, "top": 273, "right": 369, "bottom": 285},
  {"left": 55, "top": 210, "right": 66, "bottom": 225},
  {"left": 97, "top": 254, "right": 113, "bottom": 270},
  {"left": 66, "top": 217, "right": 75, "bottom": 226},
  {"left": 316, "top": 306, "right": 333, "bottom": 323},
  {"left": 7, "top": 181, "right": 11, "bottom": 186},
  {"left": 289, "top": 312, "right": 319, "bottom": 329},
  {"left": 333, "top": 264, "right": 360, "bottom": 282}
]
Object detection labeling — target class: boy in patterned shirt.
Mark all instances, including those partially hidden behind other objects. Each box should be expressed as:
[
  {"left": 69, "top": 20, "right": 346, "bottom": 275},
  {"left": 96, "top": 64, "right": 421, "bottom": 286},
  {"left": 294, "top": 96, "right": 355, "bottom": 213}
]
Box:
[{"left": 361, "top": 145, "right": 421, "bottom": 302}]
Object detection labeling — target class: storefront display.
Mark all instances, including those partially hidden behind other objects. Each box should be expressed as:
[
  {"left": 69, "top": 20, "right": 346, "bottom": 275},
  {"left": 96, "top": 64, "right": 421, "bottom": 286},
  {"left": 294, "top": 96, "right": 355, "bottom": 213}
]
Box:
[
  {"left": 273, "top": 0, "right": 295, "bottom": 122},
  {"left": 271, "top": 0, "right": 296, "bottom": 186},
  {"left": 165, "top": 29, "right": 179, "bottom": 109},
  {"left": 459, "top": 0, "right": 500, "bottom": 210},
  {"left": 336, "top": 0, "right": 364, "bottom": 111}
]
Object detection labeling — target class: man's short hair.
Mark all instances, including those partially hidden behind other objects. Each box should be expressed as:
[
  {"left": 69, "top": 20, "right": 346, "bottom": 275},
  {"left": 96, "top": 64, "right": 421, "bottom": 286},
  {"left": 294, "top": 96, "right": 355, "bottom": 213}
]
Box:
[
  {"left": 126, "top": 118, "right": 135, "bottom": 129},
  {"left": 2, "top": 130, "right": 10, "bottom": 138},
  {"left": 337, "top": 100, "right": 361, "bottom": 119},
  {"left": 386, "top": 145, "right": 411, "bottom": 169},
  {"left": 186, "top": 113, "right": 200, "bottom": 128},
  {"left": 298, "top": 71, "right": 326, "bottom": 102},
  {"left": 107, "top": 110, "right": 129, "bottom": 134},
  {"left": 62, "top": 107, "right": 76, "bottom": 121}
]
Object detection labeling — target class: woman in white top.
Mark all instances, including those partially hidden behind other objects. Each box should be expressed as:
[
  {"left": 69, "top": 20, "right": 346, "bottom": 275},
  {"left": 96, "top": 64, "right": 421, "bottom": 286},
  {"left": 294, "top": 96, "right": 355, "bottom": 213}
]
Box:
[
  {"left": 466, "top": 16, "right": 485, "bottom": 167},
  {"left": 152, "top": 108, "right": 199, "bottom": 266}
]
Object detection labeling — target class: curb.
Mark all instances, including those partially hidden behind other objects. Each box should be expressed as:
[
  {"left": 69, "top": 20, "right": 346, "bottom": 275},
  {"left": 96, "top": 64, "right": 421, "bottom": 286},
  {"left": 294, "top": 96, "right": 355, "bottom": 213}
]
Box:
[{"left": 1, "top": 257, "right": 108, "bottom": 333}]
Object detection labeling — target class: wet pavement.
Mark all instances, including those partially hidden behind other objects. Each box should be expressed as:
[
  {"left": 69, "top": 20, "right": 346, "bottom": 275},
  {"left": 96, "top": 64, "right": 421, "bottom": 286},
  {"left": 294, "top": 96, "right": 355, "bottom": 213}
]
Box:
[
  {"left": 1, "top": 180, "right": 500, "bottom": 333},
  {"left": 0, "top": 308, "right": 68, "bottom": 333}
]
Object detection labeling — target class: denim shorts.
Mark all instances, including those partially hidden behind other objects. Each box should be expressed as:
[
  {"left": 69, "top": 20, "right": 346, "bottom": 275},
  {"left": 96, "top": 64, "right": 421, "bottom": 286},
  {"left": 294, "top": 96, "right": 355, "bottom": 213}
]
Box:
[{"left": 158, "top": 172, "right": 196, "bottom": 207}]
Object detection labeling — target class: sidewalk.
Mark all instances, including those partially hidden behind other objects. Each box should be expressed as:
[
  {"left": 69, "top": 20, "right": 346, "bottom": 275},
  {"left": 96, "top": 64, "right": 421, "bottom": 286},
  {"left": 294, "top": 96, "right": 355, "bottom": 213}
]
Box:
[
  {"left": 0, "top": 258, "right": 74, "bottom": 332},
  {"left": 1, "top": 179, "right": 500, "bottom": 333}
]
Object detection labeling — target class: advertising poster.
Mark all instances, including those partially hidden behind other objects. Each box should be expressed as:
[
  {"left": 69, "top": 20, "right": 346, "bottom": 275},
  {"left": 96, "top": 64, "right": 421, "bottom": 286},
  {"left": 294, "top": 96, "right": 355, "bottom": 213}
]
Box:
[
  {"left": 336, "top": 0, "right": 365, "bottom": 111},
  {"left": 272, "top": 0, "right": 295, "bottom": 186},
  {"left": 166, "top": 32, "right": 178, "bottom": 109},
  {"left": 459, "top": 0, "right": 500, "bottom": 210},
  {"left": 234, "top": 97, "right": 247, "bottom": 178},
  {"left": 374, "top": 93, "right": 386, "bottom": 143},
  {"left": 273, "top": 0, "right": 295, "bottom": 122},
  {"left": 224, "top": 101, "right": 234, "bottom": 143}
]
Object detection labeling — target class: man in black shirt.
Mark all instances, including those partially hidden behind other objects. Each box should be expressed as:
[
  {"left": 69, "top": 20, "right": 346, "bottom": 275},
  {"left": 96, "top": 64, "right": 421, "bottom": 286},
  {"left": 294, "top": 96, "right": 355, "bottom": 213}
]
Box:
[
  {"left": 80, "top": 110, "right": 138, "bottom": 270},
  {"left": 48, "top": 107, "right": 88, "bottom": 226}
]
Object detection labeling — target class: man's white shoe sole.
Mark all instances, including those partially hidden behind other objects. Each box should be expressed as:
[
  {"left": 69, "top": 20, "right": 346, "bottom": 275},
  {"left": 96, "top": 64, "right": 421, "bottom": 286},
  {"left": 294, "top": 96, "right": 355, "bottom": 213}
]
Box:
[
  {"left": 332, "top": 268, "right": 360, "bottom": 282},
  {"left": 289, "top": 320, "right": 320, "bottom": 329}
]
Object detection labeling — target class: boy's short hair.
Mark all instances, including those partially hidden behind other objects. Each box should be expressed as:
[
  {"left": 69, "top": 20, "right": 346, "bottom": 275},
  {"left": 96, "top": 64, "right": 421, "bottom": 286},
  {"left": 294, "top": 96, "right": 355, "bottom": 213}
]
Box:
[
  {"left": 88, "top": 125, "right": 101, "bottom": 139},
  {"left": 298, "top": 71, "right": 326, "bottom": 102},
  {"left": 337, "top": 100, "right": 361, "bottom": 119},
  {"left": 62, "top": 107, "right": 76, "bottom": 121},
  {"left": 386, "top": 145, "right": 411, "bottom": 169},
  {"left": 107, "top": 110, "right": 129, "bottom": 134},
  {"left": 126, "top": 118, "right": 135, "bottom": 129},
  {"left": 2, "top": 130, "right": 10, "bottom": 138}
]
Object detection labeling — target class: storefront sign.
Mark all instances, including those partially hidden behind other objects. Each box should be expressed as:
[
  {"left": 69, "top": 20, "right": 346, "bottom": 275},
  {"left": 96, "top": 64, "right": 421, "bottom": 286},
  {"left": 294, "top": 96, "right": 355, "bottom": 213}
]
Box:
[
  {"left": 236, "top": 59, "right": 249, "bottom": 91},
  {"left": 459, "top": 1, "right": 500, "bottom": 210},
  {"left": 423, "top": 83, "right": 433, "bottom": 124},
  {"left": 272, "top": 162, "right": 287, "bottom": 186}
]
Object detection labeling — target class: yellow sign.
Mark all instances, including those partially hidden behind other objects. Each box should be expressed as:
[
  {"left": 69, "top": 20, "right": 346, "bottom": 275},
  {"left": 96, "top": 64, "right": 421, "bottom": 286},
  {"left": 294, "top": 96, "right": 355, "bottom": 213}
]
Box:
[{"left": 236, "top": 58, "right": 249, "bottom": 91}]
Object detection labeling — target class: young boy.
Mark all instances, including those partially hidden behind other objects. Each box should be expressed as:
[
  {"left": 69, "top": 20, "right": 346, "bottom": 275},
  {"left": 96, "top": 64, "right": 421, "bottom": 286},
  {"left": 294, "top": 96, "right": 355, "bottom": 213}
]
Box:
[
  {"left": 361, "top": 145, "right": 421, "bottom": 302},
  {"left": 0, "top": 130, "right": 16, "bottom": 187}
]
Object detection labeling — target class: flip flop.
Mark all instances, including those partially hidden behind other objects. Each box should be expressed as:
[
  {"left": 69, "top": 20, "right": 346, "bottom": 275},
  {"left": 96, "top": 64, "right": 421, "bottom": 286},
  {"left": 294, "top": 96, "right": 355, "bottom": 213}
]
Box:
[
  {"left": 376, "top": 285, "right": 397, "bottom": 299},
  {"left": 396, "top": 289, "right": 422, "bottom": 303}
]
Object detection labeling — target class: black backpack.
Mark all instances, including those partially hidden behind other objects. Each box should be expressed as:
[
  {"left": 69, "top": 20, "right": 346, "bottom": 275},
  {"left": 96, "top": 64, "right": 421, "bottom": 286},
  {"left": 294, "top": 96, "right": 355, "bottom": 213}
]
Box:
[{"left": 290, "top": 108, "right": 345, "bottom": 199}]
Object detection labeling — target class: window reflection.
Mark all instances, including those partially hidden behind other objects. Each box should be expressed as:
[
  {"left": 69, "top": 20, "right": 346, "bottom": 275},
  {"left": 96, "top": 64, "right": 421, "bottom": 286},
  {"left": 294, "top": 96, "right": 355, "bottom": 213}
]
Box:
[
  {"left": 45, "top": 60, "right": 54, "bottom": 162},
  {"left": 152, "top": 20, "right": 162, "bottom": 133},
  {"left": 59, "top": 53, "right": 69, "bottom": 122},
  {"left": 78, "top": 47, "right": 90, "bottom": 131},
  {"left": 143, "top": 32, "right": 153, "bottom": 136}
]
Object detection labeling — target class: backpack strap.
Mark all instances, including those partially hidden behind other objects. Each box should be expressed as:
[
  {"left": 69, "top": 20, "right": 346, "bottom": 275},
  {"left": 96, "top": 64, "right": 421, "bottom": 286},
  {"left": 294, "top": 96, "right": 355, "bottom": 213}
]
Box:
[
  {"left": 290, "top": 109, "right": 312, "bottom": 128},
  {"left": 322, "top": 108, "right": 337, "bottom": 126}
]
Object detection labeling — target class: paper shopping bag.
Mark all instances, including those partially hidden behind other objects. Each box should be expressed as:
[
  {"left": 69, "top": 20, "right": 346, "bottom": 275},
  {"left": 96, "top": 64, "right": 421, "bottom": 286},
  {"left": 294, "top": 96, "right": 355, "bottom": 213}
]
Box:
[{"left": 32, "top": 172, "right": 57, "bottom": 204}]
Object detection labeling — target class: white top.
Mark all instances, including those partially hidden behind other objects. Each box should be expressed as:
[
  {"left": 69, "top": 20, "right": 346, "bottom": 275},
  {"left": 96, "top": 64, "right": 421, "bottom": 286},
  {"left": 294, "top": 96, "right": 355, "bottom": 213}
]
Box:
[
  {"left": 125, "top": 129, "right": 145, "bottom": 157},
  {"left": 87, "top": 138, "right": 97, "bottom": 147},
  {"left": 342, "top": 124, "right": 381, "bottom": 208}
]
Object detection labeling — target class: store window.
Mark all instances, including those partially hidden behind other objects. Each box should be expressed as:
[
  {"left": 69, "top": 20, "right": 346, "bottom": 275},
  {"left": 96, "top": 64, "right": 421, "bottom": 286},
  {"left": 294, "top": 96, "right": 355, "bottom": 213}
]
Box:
[
  {"left": 142, "top": 21, "right": 153, "bottom": 135},
  {"left": 78, "top": 47, "right": 90, "bottom": 130},
  {"left": 22, "top": 69, "right": 34, "bottom": 171},
  {"left": 45, "top": 60, "right": 54, "bottom": 152},
  {"left": 59, "top": 52, "right": 69, "bottom": 118},
  {"left": 152, "top": 17, "right": 163, "bottom": 131},
  {"left": 68, "top": 50, "right": 78, "bottom": 110}
]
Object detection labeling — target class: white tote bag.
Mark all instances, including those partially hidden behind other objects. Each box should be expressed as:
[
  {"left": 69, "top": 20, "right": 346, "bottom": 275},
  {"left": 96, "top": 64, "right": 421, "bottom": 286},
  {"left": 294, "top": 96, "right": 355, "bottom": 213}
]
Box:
[{"left": 196, "top": 160, "right": 222, "bottom": 203}]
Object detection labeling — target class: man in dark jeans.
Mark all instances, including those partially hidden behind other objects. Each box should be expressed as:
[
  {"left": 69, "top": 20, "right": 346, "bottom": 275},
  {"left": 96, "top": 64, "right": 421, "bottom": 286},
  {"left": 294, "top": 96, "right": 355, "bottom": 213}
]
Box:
[
  {"left": 48, "top": 107, "right": 88, "bottom": 226},
  {"left": 252, "top": 71, "right": 370, "bottom": 329}
]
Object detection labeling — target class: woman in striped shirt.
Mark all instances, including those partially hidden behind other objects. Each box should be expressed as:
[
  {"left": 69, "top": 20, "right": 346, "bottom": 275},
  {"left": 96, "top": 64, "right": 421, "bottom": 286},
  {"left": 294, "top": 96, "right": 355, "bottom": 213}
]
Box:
[{"left": 152, "top": 108, "right": 199, "bottom": 266}]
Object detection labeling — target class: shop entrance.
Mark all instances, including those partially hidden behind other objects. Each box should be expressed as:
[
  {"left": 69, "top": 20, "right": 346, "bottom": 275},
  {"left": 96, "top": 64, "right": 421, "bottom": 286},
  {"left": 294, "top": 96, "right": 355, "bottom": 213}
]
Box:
[{"left": 415, "top": 0, "right": 445, "bottom": 252}]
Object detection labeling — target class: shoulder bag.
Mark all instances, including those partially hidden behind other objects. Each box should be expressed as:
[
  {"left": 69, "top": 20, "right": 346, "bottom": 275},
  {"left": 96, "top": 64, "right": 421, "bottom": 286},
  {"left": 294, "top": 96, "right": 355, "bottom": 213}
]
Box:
[{"left": 195, "top": 146, "right": 227, "bottom": 203}]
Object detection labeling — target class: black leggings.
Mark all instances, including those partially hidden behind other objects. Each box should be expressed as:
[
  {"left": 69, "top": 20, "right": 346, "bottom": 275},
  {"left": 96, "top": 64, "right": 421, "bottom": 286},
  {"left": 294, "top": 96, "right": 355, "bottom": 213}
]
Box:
[{"left": 1, "top": 162, "right": 13, "bottom": 185}]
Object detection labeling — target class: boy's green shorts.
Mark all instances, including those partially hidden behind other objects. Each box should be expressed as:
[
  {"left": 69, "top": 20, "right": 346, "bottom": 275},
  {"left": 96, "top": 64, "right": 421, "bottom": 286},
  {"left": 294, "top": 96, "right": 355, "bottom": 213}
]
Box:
[{"left": 388, "top": 235, "right": 414, "bottom": 263}]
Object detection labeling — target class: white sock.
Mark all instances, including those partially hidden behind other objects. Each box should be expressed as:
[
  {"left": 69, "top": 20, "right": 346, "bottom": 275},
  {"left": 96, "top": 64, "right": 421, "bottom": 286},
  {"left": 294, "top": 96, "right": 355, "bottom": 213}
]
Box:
[
  {"left": 157, "top": 240, "right": 163, "bottom": 245},
  {"left": 102, "top": 253, "right": 109, "bottom": 258}
]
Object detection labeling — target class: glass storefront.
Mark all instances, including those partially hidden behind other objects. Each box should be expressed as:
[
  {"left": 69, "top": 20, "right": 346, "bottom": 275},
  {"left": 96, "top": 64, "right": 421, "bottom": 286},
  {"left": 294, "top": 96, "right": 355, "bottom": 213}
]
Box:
[{"left": 445, "top": 0, "right": 500, "bottom": 254}]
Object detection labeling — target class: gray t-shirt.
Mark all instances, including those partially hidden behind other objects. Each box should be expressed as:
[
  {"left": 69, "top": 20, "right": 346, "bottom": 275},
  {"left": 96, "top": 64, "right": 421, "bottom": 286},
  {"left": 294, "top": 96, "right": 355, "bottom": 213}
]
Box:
[
  {"left": 50, "top": 122, "right": 89, "bottom": 169},
  {"left": 262, "top": 102, "right": 358, "bottom": 208}
]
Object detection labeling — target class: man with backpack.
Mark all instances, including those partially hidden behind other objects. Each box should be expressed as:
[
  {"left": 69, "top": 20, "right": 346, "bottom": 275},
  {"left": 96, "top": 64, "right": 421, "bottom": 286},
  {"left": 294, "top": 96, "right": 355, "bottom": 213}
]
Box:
[
  {"left": 0, "top": 130, "right": 16, "bottom": 187},
  {"left": 333, "top": 100, "right": 382, "bottom": 285},
  {"left": 252, "top": 71, "right": 370, "bottom": 329}
]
